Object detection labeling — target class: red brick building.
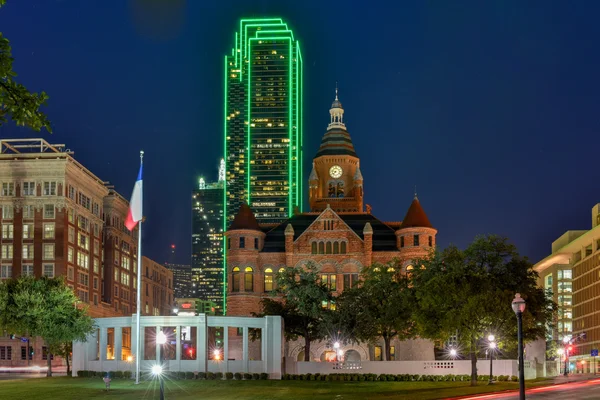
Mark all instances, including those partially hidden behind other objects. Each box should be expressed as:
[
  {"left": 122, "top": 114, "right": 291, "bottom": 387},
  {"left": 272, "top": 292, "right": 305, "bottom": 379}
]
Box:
[
  {"left": 0, "top": 139, "right": 172, "bottom": 368},
  {"left": 225, "top": 94, "right": 437, "bottom": 361}
]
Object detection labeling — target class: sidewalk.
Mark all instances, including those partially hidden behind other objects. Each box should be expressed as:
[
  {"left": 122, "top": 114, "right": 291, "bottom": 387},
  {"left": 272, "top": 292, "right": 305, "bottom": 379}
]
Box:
[{"left": 550, "top": 373, "right": 598, "bottom": 384}]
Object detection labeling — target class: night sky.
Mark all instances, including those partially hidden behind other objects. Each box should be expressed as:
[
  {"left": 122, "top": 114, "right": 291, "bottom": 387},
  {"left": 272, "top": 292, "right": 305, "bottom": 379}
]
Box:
[{"left": 1, "top": 1, "right": 600, "bottom": 265}]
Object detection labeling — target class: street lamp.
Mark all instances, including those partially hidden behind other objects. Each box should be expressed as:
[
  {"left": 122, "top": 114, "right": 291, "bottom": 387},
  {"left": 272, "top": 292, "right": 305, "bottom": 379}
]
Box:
[
  {"left": 156, "top": 331, "right": 167, "bottom": 400},
  {"left": 488, "top": 334, "right": 496, "bottom": 385},
  {"left": 449, "top": 348, "right": 458, "bottom": 359},
  {"left": 511, "top": 293, "right": 526, "bottom": 400},
  {"left": 173, "top": 308, "right": 179, "bottom": 315},
  {"left": 562, "top": 336, "right": 570, "bottom": 377}
]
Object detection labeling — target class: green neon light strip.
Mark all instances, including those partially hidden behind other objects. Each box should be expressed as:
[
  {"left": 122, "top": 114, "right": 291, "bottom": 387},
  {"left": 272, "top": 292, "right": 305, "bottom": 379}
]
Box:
[
  {"left": 296, "top": 40, "right": 302, "bottom": 212},
  {"left": 238, "top": 19, "right": 283, "bottom": 80},
  {"left": 234, "top": 32, "right": 238, "bottom": 67},
  {"left": 255, "top": 29, "right": 295, "bottom": 41},
  {"left": 289, "top": 41, "right": 293, "bottom": 216},
  {"left": 247, "top": 42, "right": 252, "bottom": 206},
  {"left": 223, "top": 54, "right": 228, "bottom": 314}
]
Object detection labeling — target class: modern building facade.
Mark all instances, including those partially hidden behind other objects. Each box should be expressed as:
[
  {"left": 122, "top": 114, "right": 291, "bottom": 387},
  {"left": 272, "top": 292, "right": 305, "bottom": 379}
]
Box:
[
  {"left": 224, "top": 18, "right": 303, "bottom": 225},
  {"left": 165, "top": 262, "right": 192, "bottom": 300},
  {"left": 192, "top": 159, "right": 225, "bottom": 314},
  {"left": 534, "top": 204, "right": 600, "bottom": 371},
  {"left": 0, "top": 138, "right": 173, "bottom": 367},
  {"left": 224, "top": 96, "right": 437, "bottom": 361}
]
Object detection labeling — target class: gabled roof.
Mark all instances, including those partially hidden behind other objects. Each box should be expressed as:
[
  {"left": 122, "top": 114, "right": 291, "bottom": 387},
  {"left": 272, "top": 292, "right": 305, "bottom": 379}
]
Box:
[
  {"left": 229, "top": 203, "right": 261, "bottom": 231},
  {"left": 261, "top": 212, "right": 398, "bottom": 252},
  {"left": 399, "top": 196, "right": 433, "bottom": 229}
]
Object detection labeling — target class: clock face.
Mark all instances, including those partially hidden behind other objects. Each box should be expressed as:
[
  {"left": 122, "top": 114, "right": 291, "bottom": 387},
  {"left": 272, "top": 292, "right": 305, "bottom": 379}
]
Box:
[{"left": 329, "top": 165, "right": 343, "bottom": 179}]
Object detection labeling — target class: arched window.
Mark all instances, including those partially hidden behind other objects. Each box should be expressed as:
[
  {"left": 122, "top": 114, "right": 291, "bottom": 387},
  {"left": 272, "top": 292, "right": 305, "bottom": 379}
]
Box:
[
  {"left": 244, "top": 267, "right": 253, "bottom": 291},
  {"left": 318, "top": 242, "right": 325, "bottom": 254},
  {"left": 264, "top": 268, "right": 273, "bottom": 292},
  {"left": 326, "top": 242, "right": 332, "bottom": 254},
  {"left": 406, "top": 265, "right": 414, "bottom": 277},
  {"left": 333, "top": 242, "right": 339, "bottom": 254},
  {"left": 336, "top": 182, "right": 344, "bottom": 198},
  {"left": 311, "top": 242, "right": 317, "bottom": 254},
  {"left": 328, "top": 182, "right": 336, "bottom": 198},
  {"left": 340, "top": 241, "right": 347, "bottom": 254},
  {"left": 232, "top": 267, "right": 240, "bottom": 292}
]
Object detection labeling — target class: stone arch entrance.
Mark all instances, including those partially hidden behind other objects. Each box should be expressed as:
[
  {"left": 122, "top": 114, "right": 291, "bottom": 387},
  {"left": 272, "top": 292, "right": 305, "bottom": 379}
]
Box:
[{"left": 344, "top": 349, "right": 361, "bottom": 362}]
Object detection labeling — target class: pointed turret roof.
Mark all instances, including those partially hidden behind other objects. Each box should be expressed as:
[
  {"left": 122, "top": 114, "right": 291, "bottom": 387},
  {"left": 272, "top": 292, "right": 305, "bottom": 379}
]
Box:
[
  {"left": 309, "top": 163, "right": 319, "bottom": 181},
  {"left": 399, "top": 196, "right": 433, "bottom": 229},
  {"left": 229, "top": 203, "right": 261, "bottom": 231}
]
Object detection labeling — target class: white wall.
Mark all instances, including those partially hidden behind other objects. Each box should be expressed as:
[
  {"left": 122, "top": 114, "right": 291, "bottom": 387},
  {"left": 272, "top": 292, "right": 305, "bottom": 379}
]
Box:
[{"left": 288, "top": 360, "right": 539, "bottom": 380}]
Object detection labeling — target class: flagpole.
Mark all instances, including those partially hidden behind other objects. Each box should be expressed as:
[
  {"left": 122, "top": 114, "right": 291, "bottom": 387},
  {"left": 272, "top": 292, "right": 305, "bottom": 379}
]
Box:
[{"left": 135, "top": 150, "right": 144, "bottom": 384}]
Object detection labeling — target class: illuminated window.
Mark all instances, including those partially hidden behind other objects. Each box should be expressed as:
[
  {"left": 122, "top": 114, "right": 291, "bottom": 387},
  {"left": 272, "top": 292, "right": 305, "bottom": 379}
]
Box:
[
  {"left": 374, "top": 346, "right": 382, "bottom": 361},
  {"left": 389, "top": 346, "right": 395, "bottom": 361},
  {"left": 264, "top": 268, "right": 273, "bottom": 292},
  {"left": 244, "top": 267, "right": 254, "bottom": 291},
  {"left": 321, "top": 274, "right": 336, "bottom": 291}
]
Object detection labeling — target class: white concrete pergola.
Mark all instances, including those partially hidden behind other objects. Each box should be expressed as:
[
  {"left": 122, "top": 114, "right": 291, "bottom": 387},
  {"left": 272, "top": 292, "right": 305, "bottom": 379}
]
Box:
[{"left": 72, "top": 314, "right": 283, "bottom": 378}]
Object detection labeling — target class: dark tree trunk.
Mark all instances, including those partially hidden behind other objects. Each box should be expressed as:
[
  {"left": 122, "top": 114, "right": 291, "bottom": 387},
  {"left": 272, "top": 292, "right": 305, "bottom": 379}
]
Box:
[
  {"left": 383, "top": 335, "right": 391, "bottom": 361},
  {"left": 304, "top": 336, "right": 311, "bottom": 362},
  {"left": 470, "top": 348, "right": 477, "bottom": 386},
  {"left": 66, "top": 352, "right": 70, "bottom": 375},
  {"left": 47, "top": 352, "right": 53, "bottom": 377}
]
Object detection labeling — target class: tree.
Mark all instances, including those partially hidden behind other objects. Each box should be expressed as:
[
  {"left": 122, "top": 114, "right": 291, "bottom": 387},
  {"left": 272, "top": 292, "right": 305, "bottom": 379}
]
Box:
[
  {"left": 411, "top": 235, "right": 555, "bottom": 386},
  {"left": 0, "top": 277, "right": 95, "bottom": 376},
  {"left": 255, "top": 263, "right": 333, "bottom": 361},
  {"left": 0, "top": 1, "right": 51, "bottom": 132},
  {"left": 337, "top": 260, "right": 417, "bottom": 360}
]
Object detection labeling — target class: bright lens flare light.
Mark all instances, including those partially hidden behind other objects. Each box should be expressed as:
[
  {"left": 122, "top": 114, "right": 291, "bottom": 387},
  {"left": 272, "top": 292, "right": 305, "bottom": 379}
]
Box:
[
  {"left": 127, "top": 355, "right": 133, "bottom": 362},
  {"left": 214, "top": 349, "right": 221, "bottom": 360},
  {"left": 450, "top": 349, "right": 457, "bottom": 357},
  {"left": 157, "top": 331, "right": 167, "bottom": 345},
  {"left": 151, "top": 365, "right": 163, "bottom": 376},
  {"left": 333, "top": 341, "right": 340, "bottom": 349},
  {"left": 489, "top": 342, "right": 497, "bottom": 350},
  {"left": 488, "top": 334, "right": 495, "bottom": 342},
  {"left": 557, "top": 348, "right": 565, "bottom": 355}
]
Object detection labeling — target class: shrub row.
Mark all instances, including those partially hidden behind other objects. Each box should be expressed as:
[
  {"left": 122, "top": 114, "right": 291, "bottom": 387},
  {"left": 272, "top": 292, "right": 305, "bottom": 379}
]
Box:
[
  {"left": 281, "top": 373, "right": 519, "bottom": 382},
  {"left": 76, "top": 370, "right": 269, "bottom": 380}
]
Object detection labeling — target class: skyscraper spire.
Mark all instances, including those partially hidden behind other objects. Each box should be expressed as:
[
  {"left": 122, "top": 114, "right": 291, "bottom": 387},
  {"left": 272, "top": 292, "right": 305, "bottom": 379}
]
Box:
[
  {"left": 414, "top": 185, "right": 417, "bottom": 199},
  {"left": 335, "top": 82, "right": 338, "bottom": 101},
  {"left": 218, "top": 158, "right": 225, "bottom": 182}
]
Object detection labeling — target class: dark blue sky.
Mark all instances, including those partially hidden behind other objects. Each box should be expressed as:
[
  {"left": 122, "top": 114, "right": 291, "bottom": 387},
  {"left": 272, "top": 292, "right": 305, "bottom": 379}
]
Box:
[{"left": 2, "top": 1, "right": 599, "bottom": 264}]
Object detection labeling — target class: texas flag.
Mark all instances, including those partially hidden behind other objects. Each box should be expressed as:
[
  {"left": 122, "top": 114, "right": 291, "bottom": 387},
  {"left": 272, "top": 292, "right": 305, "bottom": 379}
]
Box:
[{"left": 125, "top": 165, "right": 143, "bottom": 231}]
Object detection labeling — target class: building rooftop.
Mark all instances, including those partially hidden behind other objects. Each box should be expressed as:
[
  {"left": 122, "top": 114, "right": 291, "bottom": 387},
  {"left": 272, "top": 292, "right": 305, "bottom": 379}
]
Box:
[{"left": 399, "top": 196, "right": 433, "bottom": 229}]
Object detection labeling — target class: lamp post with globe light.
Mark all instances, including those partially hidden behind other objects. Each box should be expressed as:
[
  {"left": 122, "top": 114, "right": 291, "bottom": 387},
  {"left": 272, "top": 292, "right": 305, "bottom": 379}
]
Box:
[
  {"left": 449, "top": 348, "right": 458, "bottom": 359},
  {"left": 487, "top": 334, "right": 496, "bottom": 384},
  {"left": 511, "top": 294, "right": 526, "bottom": 400},
  {"left": 154, "top": 330, "right": 167, "bottom": 400},
  {"left": 562, "top": 336, "right": 570, "bottom": 376}
]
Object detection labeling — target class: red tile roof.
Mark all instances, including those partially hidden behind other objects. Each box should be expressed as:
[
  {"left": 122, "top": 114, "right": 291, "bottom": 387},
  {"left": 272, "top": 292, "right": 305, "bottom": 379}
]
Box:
[
  {"left": 229, "top": 203, "right": 261, "bottom": 231},
  {"left": 400, "top": 197, "right": 433, "bottom": 229}
]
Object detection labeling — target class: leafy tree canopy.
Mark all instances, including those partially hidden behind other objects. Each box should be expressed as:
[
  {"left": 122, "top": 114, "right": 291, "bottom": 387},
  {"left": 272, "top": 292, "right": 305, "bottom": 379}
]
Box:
[
  {"left": 410, "top": 235, "right": 555, "bottom": 385},
  {"left": 0, "top": 277, "right": 95, "bottom": 376},
  {"left": 0, "top": 0, "right": 51, "bottom": 132}
]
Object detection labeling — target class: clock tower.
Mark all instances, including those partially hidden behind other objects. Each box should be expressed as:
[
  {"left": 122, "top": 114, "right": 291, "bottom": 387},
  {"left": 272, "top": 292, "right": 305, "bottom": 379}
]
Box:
[{"left": 309, "top": 89, "right": 364, "bottom": 213}]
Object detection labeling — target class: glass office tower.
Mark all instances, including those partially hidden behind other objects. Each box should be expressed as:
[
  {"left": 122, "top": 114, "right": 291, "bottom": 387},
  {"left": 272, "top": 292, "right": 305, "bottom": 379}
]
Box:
[{"left": 224, "top": 18, "right": 303, "bottom": 225}]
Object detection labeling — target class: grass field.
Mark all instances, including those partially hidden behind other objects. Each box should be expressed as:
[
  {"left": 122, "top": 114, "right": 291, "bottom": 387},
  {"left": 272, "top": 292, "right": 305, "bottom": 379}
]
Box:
[{"left": 0, "top": 376, "right": 555, "bottom": 399}]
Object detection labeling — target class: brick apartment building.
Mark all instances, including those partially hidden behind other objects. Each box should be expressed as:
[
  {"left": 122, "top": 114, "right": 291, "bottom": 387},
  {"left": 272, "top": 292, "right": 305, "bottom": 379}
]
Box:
[
  {"left": 0, "top": 139, "right": 172, "bottom": 367},
  {"left": 225, "top": 95, "right": 437, "bottom": 362}
]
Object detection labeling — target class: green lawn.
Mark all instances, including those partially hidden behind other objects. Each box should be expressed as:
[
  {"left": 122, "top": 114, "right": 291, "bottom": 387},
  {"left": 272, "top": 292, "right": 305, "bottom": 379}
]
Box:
[{"left": 0, "top": 377, "right": 554, "bottom": 399}]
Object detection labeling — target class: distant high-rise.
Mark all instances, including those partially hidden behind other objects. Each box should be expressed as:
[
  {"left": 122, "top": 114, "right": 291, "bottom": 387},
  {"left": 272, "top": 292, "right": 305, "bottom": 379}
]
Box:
[
  {"left": 192, "top": 159, "right": 225, "bottom": 314},
  {"left": 224, "top": 18, "right": 303, "bottom": 225}
]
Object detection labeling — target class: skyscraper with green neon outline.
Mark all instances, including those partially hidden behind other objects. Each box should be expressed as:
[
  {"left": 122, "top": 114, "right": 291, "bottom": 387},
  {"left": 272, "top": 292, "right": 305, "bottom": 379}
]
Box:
[
  {"left": 222, "top": 18, "right": 302, "bottom": 313},
  {"left": 224, "top": 18, "right": 303, "bottom": 225}
]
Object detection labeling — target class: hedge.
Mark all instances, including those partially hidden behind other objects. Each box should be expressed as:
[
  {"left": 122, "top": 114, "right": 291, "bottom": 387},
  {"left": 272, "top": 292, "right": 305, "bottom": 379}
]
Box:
[{"left": 280, "top": 373, "right": 519, "bottom": 382}]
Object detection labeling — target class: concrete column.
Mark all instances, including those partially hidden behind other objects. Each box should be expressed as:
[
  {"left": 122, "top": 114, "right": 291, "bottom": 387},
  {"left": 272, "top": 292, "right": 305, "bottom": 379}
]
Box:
[
  {"left": 223, "top": 324, "right": 229, "bottom": 373},
  {"left": 196, "top": 314, "right": 207, "bottom": 372},
  {"left": 156, "top": 325, "right": 161, "bottom": 363},
  {"left": 99, "top": 327, "right": 108, "bottom": 361},
  {"left": 131, "top": 318, "right": 138, "bottom": 366},
  {"left": 176, "top": 324, "right": 181, "bottom": 368},
  {"left": 243, "top": 326, "right": 249, "bottom": 373},
  {"left": 115, "top": 327, "right": 123, "bottom": 362}
]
